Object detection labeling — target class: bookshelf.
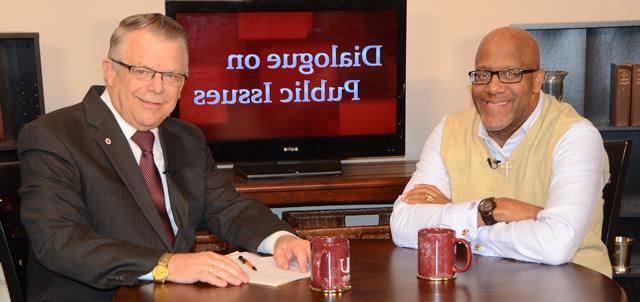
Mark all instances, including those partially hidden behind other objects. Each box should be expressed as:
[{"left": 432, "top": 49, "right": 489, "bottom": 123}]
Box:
[
  {"left": 515, "top": 21, "right": 640, "bottom": 125},
  {"left": 514, "top": 21, "right": 640, "bottom": 297},
  {"left": 0, "top": 32, "right": 45, "bottom": 162},
  {"left": 0, "top": 140, "right": 17, "bottom": 162},
  {"left": 514, "top": 21, "right": 640, "bottom": 218}
]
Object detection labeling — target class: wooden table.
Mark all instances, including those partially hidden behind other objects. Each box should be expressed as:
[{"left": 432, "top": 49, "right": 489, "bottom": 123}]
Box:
[{"left": 114, "top": 240, "right": 628, "bottom": 302}]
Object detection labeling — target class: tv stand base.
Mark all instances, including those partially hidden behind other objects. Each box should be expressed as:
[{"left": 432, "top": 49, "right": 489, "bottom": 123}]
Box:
[{"left": 233, "top": 159, "right": 342, "bottom": 179}]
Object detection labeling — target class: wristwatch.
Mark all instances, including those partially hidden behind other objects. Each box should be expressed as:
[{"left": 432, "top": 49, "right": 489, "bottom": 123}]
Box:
[
  {"left": 478, "top": 197, "right": 497, "bottom": 226},
  {"left": 152, "top": 253, "right": 173, "bottom": 283}
]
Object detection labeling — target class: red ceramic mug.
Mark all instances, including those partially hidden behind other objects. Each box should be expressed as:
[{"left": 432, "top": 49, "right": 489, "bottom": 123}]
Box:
[
  {"left": 417, "top": 227, "right": 472, "bottom": 281},
  {"left": 310, "top": 237, "right": 351, "bottom": 293}
]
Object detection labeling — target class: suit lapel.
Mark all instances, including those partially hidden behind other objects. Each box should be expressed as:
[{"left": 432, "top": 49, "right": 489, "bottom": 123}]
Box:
[
  {"left": 83, "top": 86, "right": 173, "bottom": 248},
  {"left": 159, "top": 124, "right": 188, "bottom": 243}
]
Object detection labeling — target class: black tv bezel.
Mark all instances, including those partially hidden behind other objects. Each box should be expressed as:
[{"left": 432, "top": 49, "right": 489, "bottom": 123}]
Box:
[{"left": 166, "top": 0, "right": 406, "bottom": 163}]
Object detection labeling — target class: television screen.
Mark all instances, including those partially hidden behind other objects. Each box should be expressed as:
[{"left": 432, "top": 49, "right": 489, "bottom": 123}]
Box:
[{"left": 167, "top": 0, "right": 406, "bottom": 168}]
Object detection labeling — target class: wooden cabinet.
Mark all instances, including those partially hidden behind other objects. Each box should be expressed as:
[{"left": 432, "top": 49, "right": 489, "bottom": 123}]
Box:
[
  {"left": 226, "top": 160, "right": 415, "bottom": 207},
  {"left": 194, "top": 161, "right": 414, "bottom": 253}
]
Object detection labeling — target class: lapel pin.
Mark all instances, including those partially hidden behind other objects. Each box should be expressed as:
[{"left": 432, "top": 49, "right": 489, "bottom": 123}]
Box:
[{"left": 105, "top": 138, "right": 112, "bottom": 145}]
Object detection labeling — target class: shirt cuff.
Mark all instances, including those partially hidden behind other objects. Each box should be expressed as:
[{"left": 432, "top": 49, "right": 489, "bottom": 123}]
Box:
[
  {"left": 257, "top": 230, "right": 298, "bottom": 254},
  {"left": 471, "top": 226, "right": 495, "bottom": 256},
  {"left": 442, "top": 200, "right": 481, "bottom": 241},
  {"left": 138, "top": 272, "right": 152, "bottom": 281}
]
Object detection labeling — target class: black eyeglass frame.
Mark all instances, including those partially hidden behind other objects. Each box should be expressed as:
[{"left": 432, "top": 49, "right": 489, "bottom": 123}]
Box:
[
  {"left": 468, "top": 68, "right": 538, "bottom": 85},
  {"left": 109, "top": 57, "right": 188, "bottom": 85}
]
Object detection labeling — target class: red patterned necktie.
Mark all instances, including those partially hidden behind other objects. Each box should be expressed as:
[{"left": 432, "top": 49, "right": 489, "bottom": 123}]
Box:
[{"left": 131, "top": 130, "right": 175, "bottom": 246}]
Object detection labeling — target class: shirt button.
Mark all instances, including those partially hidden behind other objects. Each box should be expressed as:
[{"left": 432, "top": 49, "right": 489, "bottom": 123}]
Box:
[{"left": 462, "top": 229, "right": 470, "bottom": 237}]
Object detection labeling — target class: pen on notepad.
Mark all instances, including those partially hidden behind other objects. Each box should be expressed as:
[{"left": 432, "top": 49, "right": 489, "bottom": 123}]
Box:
[{"left": 238, "top": 255, "right": 258, "bottom": 271}]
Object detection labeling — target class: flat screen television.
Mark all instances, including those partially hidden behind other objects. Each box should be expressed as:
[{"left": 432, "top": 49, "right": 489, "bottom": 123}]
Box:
[{"left": 166, "top": 0, "right": 406, "bottom": 178}]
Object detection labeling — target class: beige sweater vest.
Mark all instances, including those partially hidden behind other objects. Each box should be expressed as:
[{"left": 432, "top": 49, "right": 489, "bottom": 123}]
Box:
[{"left": 441, "top": 94, "right": 611, "bottom": 277}]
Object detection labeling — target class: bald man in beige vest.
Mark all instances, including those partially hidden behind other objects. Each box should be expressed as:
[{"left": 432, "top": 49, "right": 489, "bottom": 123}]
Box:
[{"left": 391, "top": 27, "right": 611, "bottom": 277}]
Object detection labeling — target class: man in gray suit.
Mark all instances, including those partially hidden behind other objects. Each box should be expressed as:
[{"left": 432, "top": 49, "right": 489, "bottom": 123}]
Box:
[{"left": 18, "top": 13, "right": 310, "bottom": 301}]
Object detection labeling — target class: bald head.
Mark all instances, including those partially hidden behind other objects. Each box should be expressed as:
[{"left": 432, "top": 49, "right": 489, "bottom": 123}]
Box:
[
  {"left": 470, "top": 26, "right": 545, "bottom": 146},
  {"left": 475, "top": 27, "right": 540, "bottom": 70}
]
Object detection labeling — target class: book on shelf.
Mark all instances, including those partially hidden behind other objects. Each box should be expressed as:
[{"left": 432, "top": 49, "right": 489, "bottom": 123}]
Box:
[
  {"left": 631, "top": 64, "right": 640, "bottom": 126},
  {"left": 610, "top": 63, "right": 633, "bottom": 127}
]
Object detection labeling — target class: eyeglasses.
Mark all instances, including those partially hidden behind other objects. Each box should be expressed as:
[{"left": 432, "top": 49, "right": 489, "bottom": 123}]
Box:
[
  {"left": 109, "top": 58, "right": 188, "bottom": 86},
  {"left": 468, "top": 68, "right": 538, "bottom": 85}
]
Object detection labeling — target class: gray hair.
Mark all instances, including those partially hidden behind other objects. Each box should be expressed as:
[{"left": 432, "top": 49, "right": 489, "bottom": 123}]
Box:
[{"left": 108, "top": 13, "right": 188, "bottom": 65}]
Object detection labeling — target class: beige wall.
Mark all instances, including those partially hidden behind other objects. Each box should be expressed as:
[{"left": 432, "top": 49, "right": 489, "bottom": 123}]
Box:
[{"left": 1, "top": 1, "right": 639, "bottom": 159}]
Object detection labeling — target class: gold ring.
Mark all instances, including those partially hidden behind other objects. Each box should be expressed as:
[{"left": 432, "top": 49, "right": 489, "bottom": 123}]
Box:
[
  {"left": 208, "top": 265, "right": 214, "bottom": 273},
  {"left": 424, "top": 194, "right": 434, "bottom": 202}
]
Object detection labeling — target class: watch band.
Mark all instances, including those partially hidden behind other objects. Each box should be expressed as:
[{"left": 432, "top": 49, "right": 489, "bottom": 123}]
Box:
[{"left": 152, "top": 253, "right": 173, "bottom": 283}]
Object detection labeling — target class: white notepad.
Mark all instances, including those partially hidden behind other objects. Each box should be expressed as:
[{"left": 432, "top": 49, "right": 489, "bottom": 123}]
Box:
[{"left": 226, "top": 251, "right": 310, "bottom": 287}]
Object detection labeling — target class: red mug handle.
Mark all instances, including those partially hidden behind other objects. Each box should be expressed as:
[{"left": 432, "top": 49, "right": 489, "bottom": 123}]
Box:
[{"left": 452, "top": 238, "right": 472, "bottom": 273}]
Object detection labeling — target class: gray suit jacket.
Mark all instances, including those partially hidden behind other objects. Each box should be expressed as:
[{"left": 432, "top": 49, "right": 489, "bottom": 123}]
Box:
[{"left": 18, "top": 86, "right": 293, "bottom": 301}]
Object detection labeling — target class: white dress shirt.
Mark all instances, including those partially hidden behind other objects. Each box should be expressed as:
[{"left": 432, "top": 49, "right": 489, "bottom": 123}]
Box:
[{"left": 391, "top": 93, "right": 606, "bottom": 265}]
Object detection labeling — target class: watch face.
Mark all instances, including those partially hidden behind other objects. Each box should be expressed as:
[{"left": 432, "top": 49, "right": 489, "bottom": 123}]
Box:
[
  {"left": 153, "top": 266, "right": 169, "bottom": 281},
  {"left": 479, "top": 199, "right": 495, "bottom": 212}
]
